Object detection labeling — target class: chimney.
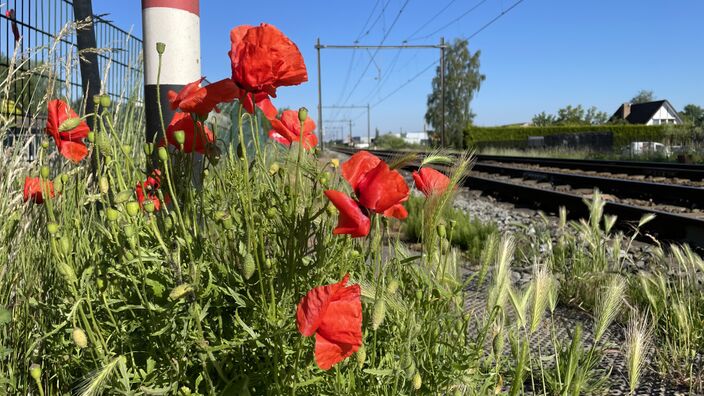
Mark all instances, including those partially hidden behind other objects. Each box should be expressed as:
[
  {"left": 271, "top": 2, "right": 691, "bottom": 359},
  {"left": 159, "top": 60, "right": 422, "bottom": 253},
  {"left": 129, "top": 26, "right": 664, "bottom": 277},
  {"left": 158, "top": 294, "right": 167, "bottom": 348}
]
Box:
[{"left": 622, "top": 103, "right": 631, "bottom": 119}]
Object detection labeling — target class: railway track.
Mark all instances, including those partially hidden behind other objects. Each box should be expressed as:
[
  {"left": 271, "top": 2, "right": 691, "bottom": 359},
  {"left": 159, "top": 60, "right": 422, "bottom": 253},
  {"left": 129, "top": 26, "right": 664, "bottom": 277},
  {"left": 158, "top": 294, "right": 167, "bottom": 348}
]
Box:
[{"left": 331, "top": 147, "right": 704, "bottom": 250}]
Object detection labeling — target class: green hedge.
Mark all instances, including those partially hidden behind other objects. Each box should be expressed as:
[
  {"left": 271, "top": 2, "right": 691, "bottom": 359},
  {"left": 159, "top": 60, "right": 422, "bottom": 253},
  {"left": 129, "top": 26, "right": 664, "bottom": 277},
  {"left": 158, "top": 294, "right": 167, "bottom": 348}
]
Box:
[{"left": 465, "top": 124, "right": 688, "bottom": 148}]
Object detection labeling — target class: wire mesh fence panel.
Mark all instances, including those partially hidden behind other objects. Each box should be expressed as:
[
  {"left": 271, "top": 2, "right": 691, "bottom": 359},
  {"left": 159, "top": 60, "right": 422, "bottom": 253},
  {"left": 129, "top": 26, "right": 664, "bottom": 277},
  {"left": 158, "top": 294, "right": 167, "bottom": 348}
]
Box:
[{"left": 1, "top": 0, "right": 142, "bottom": 158}]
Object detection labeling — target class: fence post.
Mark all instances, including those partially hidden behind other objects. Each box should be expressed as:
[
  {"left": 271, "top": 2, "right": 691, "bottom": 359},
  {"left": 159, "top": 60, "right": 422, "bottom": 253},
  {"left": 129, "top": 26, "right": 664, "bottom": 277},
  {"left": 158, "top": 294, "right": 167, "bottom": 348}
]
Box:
[
  {"left": 72, "top": 0, "right": 101, "bottom": 128},
  {"left": 141, "top": 0, "right": 201, "bottom": 150}
]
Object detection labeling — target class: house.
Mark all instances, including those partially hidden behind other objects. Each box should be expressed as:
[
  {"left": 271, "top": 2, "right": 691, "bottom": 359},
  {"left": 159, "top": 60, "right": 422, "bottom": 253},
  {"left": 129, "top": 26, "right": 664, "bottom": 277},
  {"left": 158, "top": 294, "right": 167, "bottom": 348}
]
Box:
[
  {"left": 610, "top": 100, "right": 683, "bottom": 125},
  {"left": 391, "top": 131, "right": 430, "bottom": 145}
]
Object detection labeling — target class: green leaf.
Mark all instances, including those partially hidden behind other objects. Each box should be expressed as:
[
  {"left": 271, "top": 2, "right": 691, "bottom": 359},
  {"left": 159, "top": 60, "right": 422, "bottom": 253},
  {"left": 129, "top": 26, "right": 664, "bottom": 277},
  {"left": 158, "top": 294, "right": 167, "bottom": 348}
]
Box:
[
  {"left": 363, "top": 368, "right": 394, "bottom": 376},
  {"left": 0, "top": 308, "right": 11, "bottom": 325}
]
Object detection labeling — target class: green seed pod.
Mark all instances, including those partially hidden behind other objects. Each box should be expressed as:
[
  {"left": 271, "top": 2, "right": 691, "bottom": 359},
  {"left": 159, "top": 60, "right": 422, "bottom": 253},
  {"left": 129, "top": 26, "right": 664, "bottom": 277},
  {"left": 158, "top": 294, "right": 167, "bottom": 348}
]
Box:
[
  {"left": 143, "top": 142, "right": 154, "bottom": 156},
  {"left": 125, "top": 201, "right": 140, "bottom": 217},
  {"left": 163, "top": 216, "right": 173, "bottom": 231},
  {"left": 95, "top": 133, "right": 112, "bottom": 155},
  {"left": 387, "top": 279, "right": 399, "bottom": 295},
  {"left": 156, "top": 42, "right": 166, "bottom": 55},
  {"left": 29, "top": 364, "right": 41, "bottom": 381},
  {"left": 415, "top": 290, "right": 423, "bottom": 301},
  {"left": 92, "top": 94, "right": 101, "bottom": 105},
  {"left": 169, "top": 283, "right": 193, "bottom": 301},
  {"left": 47, "top": 222, "right": 59, "bottom": 235},
  {"left": 121, "top": 144, "right": 131, "bottom": 155},
  {"left": 99, "top": 176, "right": 109, "bottom": 194},
  {"left": 114, "top": 190, "right": 132, "bottom": 204},
  {"left": 441, "top": 238, "right": 450, "bottom": 252},
  {"left": 266, "top": 207, "right": 277, "bottom": 219},
  {"left": 57, "top": 262, "right": 77, "bottom": 284},
  {"left": 223, "top": 216, "right": 234, "bottom": 230},
  {"left": 264, "top": 258, "right": 272, "bottom": 269},
  {"left": 437, "top": 224, "right": 446, "bottom": 239},
  {"left": 58, "top": 117, "right": 81, "bottom": 132},
  {"left": 40, "top": 139, "right": 50, "bottom": 149},
  {"left": 356, "top": 345, "right": 366, "bottom": 368},
  {"left": 372, "top": 299, "right": 386, "bottom": 330},
  {"left": 350, "top": 250, "right": 360, "bottom": 259},
  {"left": 143, "top": 200, "right": 155, "bottom": 214},
  {"left": 326, "top": 203, "right": 337, "bottom": 216},
  {"left": 60, "top": 236, "right": 71, "bottom": 256},
  {"left": 72, "top": 327, "right": 88, "bottom": 348},
  {"left": 123, "top": 225, "right": 136, "bottom": 238},
  {"left": 124, "top": 251, "right": 135, "bottom": 261},
  {"left": 158, "top": 147, "right": 168, "bottom": 162},
  {"left": 96, "top": 278, "right": 105, "bottom": 289},
  {"left": 412, "top": 372, "right": 422, "bottom": 390},
  {"left": 99, "top": 94, "right": 111, "bottom": 108},
  {"left": 241, "top": 254, "right": 256, "bottom": 280},
  {"left": 106, "top": 208, "right": 119, "bottom": 222},
  {"left": 40, "top": 166, "right": 50, "bottom": 179},
  {"left": 213, "top": 211, "right": 227, "bottom": 221},
  {"left": 298, "top": 107, "right": 308, "bottom": 122},
  {"left": 173, "top": 130, "right": 186, "bottom": 145},
  {"left": 269, "top": 162, "right": 280, "bottom": 175},
  {"left": 87, "top": 131, "right": 95, "bottom": 143},
  {"left": 61, "top": 174, "right": 68, "bottom": 183}
]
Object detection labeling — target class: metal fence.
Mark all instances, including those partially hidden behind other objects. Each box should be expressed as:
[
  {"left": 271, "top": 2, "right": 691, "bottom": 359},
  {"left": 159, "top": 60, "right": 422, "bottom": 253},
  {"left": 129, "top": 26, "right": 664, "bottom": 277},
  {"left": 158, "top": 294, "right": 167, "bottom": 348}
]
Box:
[{"left": 1, "top": 0, "right": 143, "bottom": 157}]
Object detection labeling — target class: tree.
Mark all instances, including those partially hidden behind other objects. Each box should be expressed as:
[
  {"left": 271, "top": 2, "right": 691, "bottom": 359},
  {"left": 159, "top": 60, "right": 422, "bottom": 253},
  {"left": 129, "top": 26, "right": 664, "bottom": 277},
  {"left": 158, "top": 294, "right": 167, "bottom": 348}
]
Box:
[
  {"left": 425, "top": 38, "right": 484, "bottom": 148},
  {"left": 680, "top": 104, "right": 704, "bottom": 127},
  {"left": 584, "top": 106, "right": 609, "bottom": 125},
  {"left": 532, "top": 105, "right": 608, "bottom": 126},
  {"left": 532, "top": 112, "right": 555, "bottom": 126},
  {"left": 630, "top": 90, "right": 655, "bottom": 104},
  {"left": 374, "top": 133, "right": 410, "bottom": 149}
]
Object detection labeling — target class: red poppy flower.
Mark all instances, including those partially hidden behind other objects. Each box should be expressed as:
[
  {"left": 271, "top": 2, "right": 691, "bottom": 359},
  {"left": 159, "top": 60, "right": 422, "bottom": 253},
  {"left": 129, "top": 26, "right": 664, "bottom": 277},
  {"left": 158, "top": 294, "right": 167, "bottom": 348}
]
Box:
[
  {"left": 46, "top": 100, "right": 90, "bottom": 163},
  {"left": 136, "top": 170, "right": 167, "bottom": 211},
  {"left": 165, "top": 112, "right": 214, "bottom": 154},
  {"left": 229, "top": 24, "right": 307, "bottom": 115},
  {"left": 167, "top": 77, "right": 238, "bottom": 117},
  {"left": 341, "top": 150, "right": 381, "bottom": 191},
  {"left": 355, "top": 161, "right": 409, "bottom": 215},
  {"left": 413, "top": 167, "right": 452, "bottom": 197},
  {"left": 268, "top": 109, "right": 318, "bottom": 149},
  {"left": 23, "top": 177, "right": 54, "bottom": 204},
  {"left": 297, "top": 274, "right": 362, "bottom": 370},
  {"left": 324, "top": 190, "right": 370, "bottom": 237}
]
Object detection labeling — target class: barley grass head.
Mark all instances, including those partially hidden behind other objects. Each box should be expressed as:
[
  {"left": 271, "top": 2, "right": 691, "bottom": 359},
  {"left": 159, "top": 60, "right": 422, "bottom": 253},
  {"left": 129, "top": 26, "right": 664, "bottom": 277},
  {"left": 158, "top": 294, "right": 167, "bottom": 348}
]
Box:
[
  {"left": 625, "top": 312, "right": 652, "bottom": 395},
  {"left": 593, "top": 275, "right": 626, "bottom": 343}
]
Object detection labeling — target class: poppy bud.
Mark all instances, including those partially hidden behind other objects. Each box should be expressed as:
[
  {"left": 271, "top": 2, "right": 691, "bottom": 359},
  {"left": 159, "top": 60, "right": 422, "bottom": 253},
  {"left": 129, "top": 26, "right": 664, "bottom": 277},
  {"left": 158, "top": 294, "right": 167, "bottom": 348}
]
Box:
[
  {"left": 95, "top": 133, "right": 112, "bottom": 155},
  {"left": 179, "top": 387, "right": 193, "bottom": 396},
  {"left": 169, "top": 283, "right": 193, "bottom": 301},
  {"left": 213, "top": 211, "right": 227, "bottom": 221},
  {"left": 40, "top": 166, "right": 50, "bottom": 179},
  {"left": 330, "top": 158, "right": 340, "bottom": 168},
  {"left": 61, "top": 174, "right": 68, "bottom": 183},
  {"left": 123, "top": 225, "right": 136, "bottom": 239},
  {"left": 325, "top": 203, "right": 336, "bottom": 216},
  {"left": 57, "top": 262, "right": 77, "bottom": 284},
  {"left": 143, "top": 200, "right": 155, "bottom": 213},
  {"left": 412, "top": 372, "right": 422, "bottom": 390},
  {"left": 437, "top": 224, "right": 446, "bottom": 239},
  {"left": 121, "top": 144, "right": 131, "bottom": 155},
  {"left": 401, "top": 355, "right": 416, "bottom": 378},
  {"left": 29, "top": 364, "right": 41, "bottom": 381},
  {"left": 72, "top": 327, "right": 88, "bottom": 348},
  {"left": 114, "top": 190, "right": 131, "bottom": 204},
  {"left": 93, "top": 94, "right": 101, "bottom": 105},
  {"left": 54, "top": 177, "right": 63, "bottom": 194},
  {"left": 441, "top": 238, "right": 450, "bottom": 252},
  {"left": 264, "top": 258, "right": 272, "bottom": 269},
  {"left": 47, "top": 222, "right": 59, "bottom": 235},
  {"left": 415, "top": 290, "right": 423, "bottom": 301},
  {"left": 106, "top": 208, "right": 119, "bottom": 222},
  {"left": 372, "top": 299, "right": 386, "bottom": 330},
  {"left": 298, "top": 107, "right": 308, "bottom": 123},
  {"left": 126, "top": 201, "right": 140, "bottom": 217},
  {"left": 356, "top": 345, "right": 366, "bottom": 368},
  {"left": 223, "top": 216, "right": 234, "bottom": 230},
  {"left": 173, "top": 130, "right": 186, "bottom": 145},
  {"left": 387, "top": 279, "right": 399, "bottom": 295},
  {"left": 350, "top": 249, "right": 360, "bottom": 259},
  {"left": 156, "top": 42, "right": 166, "bottom": 55},
  {"left": 158, "top": 147, "right": 168, "bottom": 162},
  {"left": 206, "top": 144, "right": 221, "bottom": 165},
  {"left": 60, "top": 236, "right": 71, "bottom": 255},
  {"left": 40, "top": 139, "right": 49, "bottom": 149},
  {"left": 163, "top": 216, "right": 173, "bottom": 231},
  {"left": 98, "top": 176, "right": 108, "bottom": 194},
  {"left": 87, "top": 131, "right": 95, "bottom": 143},
  {"left": 143, "top": 143, "right": 154, "bottom": 156},
  {"left": 241, "top": 253, "right": 255, "bottom": 280},
  {"left": 99, "top": 94, "right": 111, "bottom": 108},
  {"left": 269, "top": 162, "right": 280, "bottom": 175},
  {"left": 124, "top": 251, "right": 135, "bottom": 261},
  {"left": 58, "top": 117, "right": 82, "bottom": 132}
]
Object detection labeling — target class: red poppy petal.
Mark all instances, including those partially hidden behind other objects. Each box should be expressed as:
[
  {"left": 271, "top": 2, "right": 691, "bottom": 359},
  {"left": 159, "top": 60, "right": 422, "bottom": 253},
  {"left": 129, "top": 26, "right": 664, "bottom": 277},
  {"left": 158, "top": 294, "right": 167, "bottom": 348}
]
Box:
[
  {"left": 59, "top": 141, "right": 88, "bottom": 163},
  {"left": 416, "top": 167, "right": 451, "bottom": 197},
  {"left": 296, "top": 274, "right": 349, "bottom": 337},
  {"left": 268, "top": 130, "right": 291, "bottom": 147},
  {"left": 256, "top": 97, "right": 278, "bottom": 119},
  {"left": 314, "top": 331, "right": 360, "bottom": 371},
  {"left": 316, "top": 284, "right": 362, "bottom": 346},
  {"left": 324, "top": 190, "right": 371, "bottom": 238},
  {"left": 356, "top": 162, "right": 409, "bottom": 214},
  {"left": 341, "top": 151, "right": 381, "bottom": 191},
  {"left": 383, "top": 204, "right": 408, "bottom": 220},
  {"left": 412, "top": 171, "right": 426, "bottom": 195}
]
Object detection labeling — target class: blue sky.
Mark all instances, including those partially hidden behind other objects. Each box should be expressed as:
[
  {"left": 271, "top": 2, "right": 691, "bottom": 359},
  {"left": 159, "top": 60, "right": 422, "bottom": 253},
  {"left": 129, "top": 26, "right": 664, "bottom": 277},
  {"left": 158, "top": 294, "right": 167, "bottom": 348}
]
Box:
[{"left": 94, "top": 0, "right": 704, "bottom": 137}]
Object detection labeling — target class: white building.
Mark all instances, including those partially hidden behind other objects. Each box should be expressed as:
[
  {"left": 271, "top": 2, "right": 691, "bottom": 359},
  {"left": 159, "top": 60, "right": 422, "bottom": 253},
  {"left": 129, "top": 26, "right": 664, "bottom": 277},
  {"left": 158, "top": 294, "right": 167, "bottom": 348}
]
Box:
[
  {"left": 609, "top": 100, "right": 683, "bottom": 125},
  {"left": 391, "top": 131, "right": 430, "bottom": 145}
]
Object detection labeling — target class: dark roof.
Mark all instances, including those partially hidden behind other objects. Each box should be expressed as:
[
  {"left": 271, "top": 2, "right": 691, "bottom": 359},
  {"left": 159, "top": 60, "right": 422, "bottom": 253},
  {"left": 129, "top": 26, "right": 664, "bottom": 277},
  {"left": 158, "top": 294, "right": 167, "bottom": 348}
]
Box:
[{"left": 609, "top": 100, "right": 682, "bottom": 124}]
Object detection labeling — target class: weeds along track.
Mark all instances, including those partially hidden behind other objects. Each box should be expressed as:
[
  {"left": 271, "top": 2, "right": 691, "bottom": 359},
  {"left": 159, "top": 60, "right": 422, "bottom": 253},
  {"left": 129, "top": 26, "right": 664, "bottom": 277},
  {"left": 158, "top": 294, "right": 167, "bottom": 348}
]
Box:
[{"left": 331, "top": 147, "right": 704, "bottom": 250}]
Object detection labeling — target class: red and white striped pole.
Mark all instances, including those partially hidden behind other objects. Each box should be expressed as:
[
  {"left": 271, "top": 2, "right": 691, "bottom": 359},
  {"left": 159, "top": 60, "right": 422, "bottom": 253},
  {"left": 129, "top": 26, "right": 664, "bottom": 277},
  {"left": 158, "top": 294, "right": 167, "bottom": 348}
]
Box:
[{"left": 141, "top": 0, "right": 200, "bottom": 145}]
